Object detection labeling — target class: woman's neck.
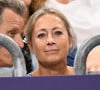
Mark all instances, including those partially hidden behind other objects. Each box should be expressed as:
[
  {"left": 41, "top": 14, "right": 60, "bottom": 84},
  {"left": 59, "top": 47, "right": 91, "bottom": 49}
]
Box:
[
  {"left": 32, "top": 59, "right": 73, "bottom": 76},
  {"left": 33, "top": 60, "right": 74, "bottom": 76},
  {"left": 39, "top": 65, "right": 67, "bottom": 76}
]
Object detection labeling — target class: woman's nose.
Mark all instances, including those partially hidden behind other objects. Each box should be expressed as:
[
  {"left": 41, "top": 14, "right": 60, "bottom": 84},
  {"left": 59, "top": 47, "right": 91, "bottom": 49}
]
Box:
[{"left": 47, "top": 35, "right": 56, "bottom": 45}]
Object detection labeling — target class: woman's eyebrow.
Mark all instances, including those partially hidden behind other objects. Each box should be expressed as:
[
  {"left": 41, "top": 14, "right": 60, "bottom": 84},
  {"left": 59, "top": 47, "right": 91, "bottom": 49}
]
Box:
[
  {"left": 35, "top": 27, "right": 47, "bottom": 32},
  {"left": 52, "top": 27, "right": 62, "bottom": 30}
]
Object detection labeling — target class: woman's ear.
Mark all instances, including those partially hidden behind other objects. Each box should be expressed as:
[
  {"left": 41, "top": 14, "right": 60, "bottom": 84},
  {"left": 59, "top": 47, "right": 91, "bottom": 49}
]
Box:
[
  {"left": 69, "top": 35, "right": 72, "bottom": 49},
  {"left": 27, "top": 41, "right": 35, "bottom": 54}
]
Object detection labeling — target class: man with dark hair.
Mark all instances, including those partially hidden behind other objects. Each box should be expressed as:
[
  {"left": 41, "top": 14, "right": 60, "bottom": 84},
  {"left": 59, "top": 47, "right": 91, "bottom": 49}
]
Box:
[{"left": 0, "top": 0, "right": 32, "bottom": 76}]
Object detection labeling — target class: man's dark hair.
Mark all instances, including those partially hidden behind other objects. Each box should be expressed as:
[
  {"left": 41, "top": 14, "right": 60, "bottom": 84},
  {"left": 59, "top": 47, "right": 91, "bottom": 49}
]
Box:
[{"left": 0, "top": 0, "right": 27, "bottom": 22}]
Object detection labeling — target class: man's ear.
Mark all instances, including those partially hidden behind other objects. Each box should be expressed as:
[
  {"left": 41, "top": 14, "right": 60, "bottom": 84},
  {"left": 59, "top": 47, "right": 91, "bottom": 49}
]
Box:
[{"left": 69, "top": 35, "right": 72, "bottom": 49}]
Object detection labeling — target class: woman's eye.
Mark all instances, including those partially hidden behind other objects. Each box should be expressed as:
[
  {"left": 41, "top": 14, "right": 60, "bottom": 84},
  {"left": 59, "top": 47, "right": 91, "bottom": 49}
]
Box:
[
  {"left": 37, "top": 33, "right": 46, "bottom": 38},
  {"left": 55, "top": 31, "right": 62, "bottom": 35}
]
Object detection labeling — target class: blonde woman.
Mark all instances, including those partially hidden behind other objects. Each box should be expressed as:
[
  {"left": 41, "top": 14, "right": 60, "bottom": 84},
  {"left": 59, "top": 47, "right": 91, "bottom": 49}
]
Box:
[{"left": 25, "top": 7, "right": 76, "bottom": 76}]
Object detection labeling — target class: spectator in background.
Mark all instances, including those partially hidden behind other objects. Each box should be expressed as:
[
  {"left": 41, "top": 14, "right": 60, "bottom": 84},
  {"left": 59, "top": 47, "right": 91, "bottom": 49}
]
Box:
[
  {"left": 25, "top": 7, "right": 75, "bottom": 76},
  {"left": 30, "top": 0, "right": 46, "bottom": 14},
  {"left": 22, "top": 0, "right": 32, "bottom": 23}
]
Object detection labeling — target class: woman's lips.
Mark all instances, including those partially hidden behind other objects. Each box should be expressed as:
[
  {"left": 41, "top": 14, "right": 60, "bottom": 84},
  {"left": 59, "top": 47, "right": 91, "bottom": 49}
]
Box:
[{"left": 45, "top": 49, "right": 59, "bottom": 54}]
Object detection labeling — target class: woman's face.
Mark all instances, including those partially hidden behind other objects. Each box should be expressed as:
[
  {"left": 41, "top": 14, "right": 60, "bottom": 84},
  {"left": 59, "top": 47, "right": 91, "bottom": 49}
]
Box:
[{"left": 31, "top": 14, "right": 72, "bottom": 66}]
